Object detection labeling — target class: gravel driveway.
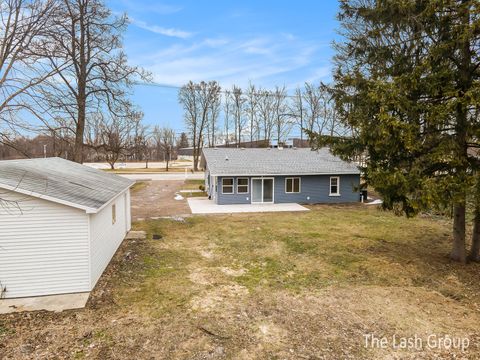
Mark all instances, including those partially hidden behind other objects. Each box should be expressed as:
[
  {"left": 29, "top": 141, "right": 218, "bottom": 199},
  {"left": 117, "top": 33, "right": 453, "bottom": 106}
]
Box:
[{"left": 130, "top": 180, "right": 191, "bottom": 221}]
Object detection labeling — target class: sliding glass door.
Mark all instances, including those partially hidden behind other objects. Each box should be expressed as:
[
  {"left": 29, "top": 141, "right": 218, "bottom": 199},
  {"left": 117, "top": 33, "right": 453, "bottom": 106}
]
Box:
[{"left": 251, "top": 178, "right": 274, "bottom": 203}]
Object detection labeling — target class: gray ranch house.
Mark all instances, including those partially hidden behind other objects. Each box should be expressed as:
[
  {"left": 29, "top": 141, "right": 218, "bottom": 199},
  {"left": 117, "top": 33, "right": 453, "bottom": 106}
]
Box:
[{"left": 200, "top": 147, "right": 361, "bottom": 205}]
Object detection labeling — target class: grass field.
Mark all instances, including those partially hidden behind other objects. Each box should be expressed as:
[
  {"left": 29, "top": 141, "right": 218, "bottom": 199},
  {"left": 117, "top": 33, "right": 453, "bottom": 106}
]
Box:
[
  {"left": 181, "top": 179, "right": 204, "bottom": 190},
  {"left": 2, "top": 205, "right": 480, "bottom": 359},
  {"left": 179, "top": 179, "right": 207, "bottom": 197}
]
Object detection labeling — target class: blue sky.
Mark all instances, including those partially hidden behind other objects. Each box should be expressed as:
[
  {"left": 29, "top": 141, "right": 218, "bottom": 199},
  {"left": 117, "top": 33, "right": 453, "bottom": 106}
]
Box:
[{"left": 107, "top": 0, "right": 341, "bottom": 134}]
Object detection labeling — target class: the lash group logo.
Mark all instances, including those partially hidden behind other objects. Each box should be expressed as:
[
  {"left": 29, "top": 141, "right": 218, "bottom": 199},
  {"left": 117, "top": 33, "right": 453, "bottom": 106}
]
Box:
[{"left": 363, "top": 333, "right": 470, "bottom": 352}]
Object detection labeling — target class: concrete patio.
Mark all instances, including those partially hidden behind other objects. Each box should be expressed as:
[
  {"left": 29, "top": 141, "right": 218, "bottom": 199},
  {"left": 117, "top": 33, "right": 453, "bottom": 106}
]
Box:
[
  {"left": 0, "top": 292, "right": 90, "bottom": 314},
  {"left": 187, "top": 198, "right": 309, "bottom": 214}
]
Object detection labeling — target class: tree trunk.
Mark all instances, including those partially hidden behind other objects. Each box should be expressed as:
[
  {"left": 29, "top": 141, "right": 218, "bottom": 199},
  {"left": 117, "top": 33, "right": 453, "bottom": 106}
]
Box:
[
  {"left": 469, "top": 174, "right": 480, "bottom": 262},
  {"left": 74, "top": 95, "right": 86, "bottom": 163},
  {"left": 469, "top": 209, "right": 480, "bottom": 262},
  {"left": 250, "top": 113, "right": 253, "bottom": 144},
  {"left": 193, "top": 145, "right": 199, "bottom": 171},
  {"left": 450, "top": 0, "right": 470, "bottom": 264},
  {"left": 451, "top": 203, "right": 467, "bottom": 263},
  {"left": 166, "top": 158, "right": 169, "bottom": 172}
]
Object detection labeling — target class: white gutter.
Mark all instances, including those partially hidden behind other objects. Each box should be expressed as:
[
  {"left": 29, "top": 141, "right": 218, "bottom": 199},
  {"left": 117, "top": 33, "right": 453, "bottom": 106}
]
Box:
[{"left": 208, "top": 172, "right": 361, "bottom": 177}]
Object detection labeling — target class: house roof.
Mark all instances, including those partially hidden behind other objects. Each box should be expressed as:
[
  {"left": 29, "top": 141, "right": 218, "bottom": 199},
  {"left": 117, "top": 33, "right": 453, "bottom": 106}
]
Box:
[
  {"left": 0, "top": 157, "right": 134, "bottom": 213},
  {"left": 201, "top": 147, "right": 360, "bottom": 176}
]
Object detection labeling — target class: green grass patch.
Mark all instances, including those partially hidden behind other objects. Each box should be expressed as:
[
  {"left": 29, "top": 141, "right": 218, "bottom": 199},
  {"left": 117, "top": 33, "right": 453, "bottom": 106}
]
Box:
[
  {"left": 113, "top": 219, "right": 199, "bottom": 317},
  {"left": 182, "top": 179, "right": 205, "bottom": 190},
  {"left": 0, "top": 321, "right": 10, "bottom": 336},
  {"left": 180, "top": 179, "right": 207, "bottom": 197},
  {"left": 114, "top": 206, "right": 478, "bottom": 314}
]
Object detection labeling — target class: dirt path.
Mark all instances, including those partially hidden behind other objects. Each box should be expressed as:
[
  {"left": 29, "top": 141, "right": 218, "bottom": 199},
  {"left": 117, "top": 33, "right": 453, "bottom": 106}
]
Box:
[{"left": 130, "top": 180, "right": 191, "bottom": 220}]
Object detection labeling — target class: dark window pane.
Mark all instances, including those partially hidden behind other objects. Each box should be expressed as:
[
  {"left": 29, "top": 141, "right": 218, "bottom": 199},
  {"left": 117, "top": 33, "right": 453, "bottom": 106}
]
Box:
[
  {"left": 293, "top": 178, "right": 300, "bottom": 193},
  {"left": 286, "top": 178, "right": 292, "bottom": 192}
]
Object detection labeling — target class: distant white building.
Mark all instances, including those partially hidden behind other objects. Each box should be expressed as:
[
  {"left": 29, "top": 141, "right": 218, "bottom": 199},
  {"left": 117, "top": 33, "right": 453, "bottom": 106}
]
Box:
[{"left": 0, "top": 157, "right": 134, "bottom": 299}]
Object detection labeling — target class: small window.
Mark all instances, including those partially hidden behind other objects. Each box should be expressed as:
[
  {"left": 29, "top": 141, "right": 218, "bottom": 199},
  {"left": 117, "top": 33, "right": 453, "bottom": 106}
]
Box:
[
  {"left": 112, "top": 204, "right": 116, "bottom": 224},
  {"left": 237, "top": 178, "right": 249, "bottom": 193},
  {"left": 285, "top": 177, "right": 301, "bottom": 193},
  {"left": 330, "top": 176, "right": 340, "bottom": 196},
  {"left": 222, "top": 178, "right": 234, "bottom": 194}
]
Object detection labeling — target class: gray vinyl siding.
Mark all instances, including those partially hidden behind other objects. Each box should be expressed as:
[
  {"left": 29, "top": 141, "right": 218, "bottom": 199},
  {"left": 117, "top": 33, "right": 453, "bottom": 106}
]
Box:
[
  {"left": 217, "top": 176, "right": 251, "bottom": 204},
  {"left": 274, "top": 174, "right": 360, "bottom": 203},
  {"left": 215, "top": 174, "right": 360, "bottom": 205}
]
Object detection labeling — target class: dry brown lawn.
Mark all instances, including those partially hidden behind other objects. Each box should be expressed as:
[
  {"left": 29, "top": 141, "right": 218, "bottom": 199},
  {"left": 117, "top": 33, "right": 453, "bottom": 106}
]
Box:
[{"left": 1, "top": 205, "right": 480, "bottom": 359}]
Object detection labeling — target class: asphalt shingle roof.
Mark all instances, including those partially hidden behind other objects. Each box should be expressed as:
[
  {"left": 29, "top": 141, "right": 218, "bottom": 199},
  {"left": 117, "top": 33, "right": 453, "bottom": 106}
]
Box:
[
  {"left": 0, "top": 157, "right": 134, "bottom": 212},
  {"left": 201, "top": 147, "right": 360, "bottom": 176}
]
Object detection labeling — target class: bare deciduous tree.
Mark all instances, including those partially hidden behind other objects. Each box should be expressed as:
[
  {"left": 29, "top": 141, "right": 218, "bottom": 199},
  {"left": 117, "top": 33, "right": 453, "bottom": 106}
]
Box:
[
  {"left": 131, "top": 117, "right": 149, "bottom": 167},
  {"left": 179, "top": 80, "right": 220, "bottom": 170},
  {"left": 291, "top": 87, "right": 305, "bottom": 141},
  {"left": 0, "top": 0, "right": 60, "bottom": 142},
  {"left": 272, "top": 86, "right": 291, "bottom": 143},
  {"left": 303, "top": 82, "right": 322, "bottom": 134},
  {"left": 153, "top": 126, "right": 175, "bottom": 171},
  {"left": 245, "top": 82, "right": 258, "bottom": 144},
  {"left": 223, "top": 89, "right": 233, "bottom": 146},
  {"left": 207, "top": 86, "right": 221, "bottom": 147},
  {"left": 179, "top": 81, "right": 199, "bottom": 168},
  {"left": 256, "top": 88, "right": 275, "bottom": 143},
  {"left": 85, "top": 102, "right": 141, "bottom": 169},
  {"left": 230, "top": 85, "right": 246, "bottom": 145},
  {"left": 42, "top": 0, "right": 149, "bottom": 163},
  {"left": 94, "top": 115, "right": 131, "bottom": 170}
]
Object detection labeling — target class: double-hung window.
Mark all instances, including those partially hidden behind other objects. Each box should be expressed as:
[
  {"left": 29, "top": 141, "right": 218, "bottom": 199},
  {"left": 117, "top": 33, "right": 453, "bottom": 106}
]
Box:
[
  {"left": 285, "top": 177, "right": 301, "bottom": 193},
  {"left": 237, "top": 178, "right": 249, "bottom": 193},
  {"left": 329, "top": 176, "right": 340, "bottom": 196},
  {"left": 222, "top": 178, "right": 234, "bottom": 194}
]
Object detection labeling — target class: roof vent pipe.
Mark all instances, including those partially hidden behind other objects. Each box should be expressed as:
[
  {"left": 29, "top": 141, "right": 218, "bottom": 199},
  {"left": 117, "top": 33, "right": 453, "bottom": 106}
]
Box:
[{"left": 225, "top": 155, "right": 229, "bottom": 161}]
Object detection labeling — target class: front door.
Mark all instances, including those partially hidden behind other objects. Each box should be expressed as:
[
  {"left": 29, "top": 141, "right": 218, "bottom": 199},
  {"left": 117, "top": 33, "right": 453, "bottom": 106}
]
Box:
[{"left": 251, "top": 178, "right": 274, "bottom": 203}]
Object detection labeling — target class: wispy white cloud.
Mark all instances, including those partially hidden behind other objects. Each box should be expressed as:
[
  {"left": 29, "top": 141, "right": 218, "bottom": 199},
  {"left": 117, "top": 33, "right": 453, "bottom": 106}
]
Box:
[
  {"left": 203, "top": 38, "right": 230, "bottom": 48},
  {"left": 130, "top": 34, "right": 329, "bottom": 89},
  {"left": 132, "top": 19, "right": 192, "bottom": 39}
]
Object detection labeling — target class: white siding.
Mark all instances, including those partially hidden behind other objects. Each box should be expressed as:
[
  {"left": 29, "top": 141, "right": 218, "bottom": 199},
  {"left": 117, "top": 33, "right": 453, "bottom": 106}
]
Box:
[
  {"left": 125, "top": 189, "right": 131, "bottom": 232},
  {"left": 0, "top": 190, "right": 90, "bottom": 298},
  {"left": 89, "top": 189, "right": 130, "bottom": 287}
]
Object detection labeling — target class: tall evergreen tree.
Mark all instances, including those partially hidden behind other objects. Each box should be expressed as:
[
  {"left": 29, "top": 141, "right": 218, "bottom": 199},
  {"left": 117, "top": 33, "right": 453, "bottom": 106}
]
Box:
[{"left": 310, "top": 0, "right": 480, "bottom": 262}]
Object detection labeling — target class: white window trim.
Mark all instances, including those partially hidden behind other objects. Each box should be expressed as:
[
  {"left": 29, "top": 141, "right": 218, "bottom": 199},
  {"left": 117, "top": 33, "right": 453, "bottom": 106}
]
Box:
[
  {"left": 251, "top": 177, "right": 275, "bottom": 204},
  {"left": 329, "top": 176, "right": 341, "bottom": 196},
  {"left": 285, "top": 177, "right": 301, "bottom": 193},
  {"left": 237, "top": 177, "right": 249, "bottom": 194},
  {"left": 222, "top": 177, "right": 234, "bottom": 194}
]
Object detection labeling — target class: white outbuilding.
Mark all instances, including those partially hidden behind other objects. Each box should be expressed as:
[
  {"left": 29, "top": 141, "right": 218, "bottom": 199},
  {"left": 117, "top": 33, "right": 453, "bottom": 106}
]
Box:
[{"left": 0, "top": 157, "right": 134, "bottom": 299}]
